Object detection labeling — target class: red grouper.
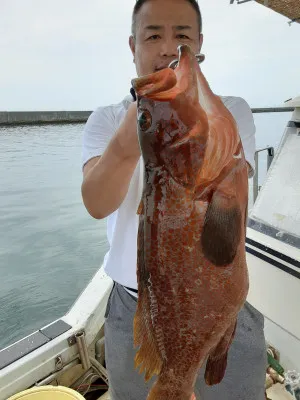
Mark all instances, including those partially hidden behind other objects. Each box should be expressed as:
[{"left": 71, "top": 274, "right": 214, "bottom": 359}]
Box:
[{"left": 131, "top": 44, "right": 249, "bottom": 400}]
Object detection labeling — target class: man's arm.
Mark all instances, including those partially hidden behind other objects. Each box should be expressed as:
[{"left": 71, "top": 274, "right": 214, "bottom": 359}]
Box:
[{"left": 81, "top": 102, "right": 140, "bottom": 219}]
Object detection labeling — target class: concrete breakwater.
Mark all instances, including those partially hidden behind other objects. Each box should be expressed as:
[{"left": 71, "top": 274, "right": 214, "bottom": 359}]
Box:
[
  {"left": 0, "top": 107, "right": 294, "bottom": 126},
  {"left": 0, "top": 111, "right": 92, "bottom": 126}
]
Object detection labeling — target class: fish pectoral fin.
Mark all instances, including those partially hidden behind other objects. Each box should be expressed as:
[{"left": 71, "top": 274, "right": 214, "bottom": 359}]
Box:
[
  {"left": 204, "top": 320, "right": 237, "bottom": 385},
  {"left": 201, "top": 185, "right": 242, "bottom": 266},
  {"left": 133, "top": 287, "right": 163, "bottom": 382}
]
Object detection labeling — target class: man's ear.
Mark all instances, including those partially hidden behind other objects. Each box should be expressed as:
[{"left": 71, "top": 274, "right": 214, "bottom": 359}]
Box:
[
  {"left": 199, "top": 33, "right": 204, "bottom": 53},
  {"left": 129, "top": 35, "right": 136, "bottom": 62}
]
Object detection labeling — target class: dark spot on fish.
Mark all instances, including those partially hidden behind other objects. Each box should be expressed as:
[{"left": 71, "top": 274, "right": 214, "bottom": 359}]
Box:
[
  {"left": 201, "top": 194, "right": 242, "bottom": 266},
  {"left": 138, "top": 109, "right": 152, "bottom": 131}
]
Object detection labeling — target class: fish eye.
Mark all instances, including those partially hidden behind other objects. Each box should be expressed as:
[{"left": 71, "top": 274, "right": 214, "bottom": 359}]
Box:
[{"left": 138, "top": 109, "right": 152, "bottom": 131}]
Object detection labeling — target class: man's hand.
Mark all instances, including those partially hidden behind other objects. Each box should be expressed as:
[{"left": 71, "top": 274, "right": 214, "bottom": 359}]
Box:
[{"left": 115, "top": 102, "right": 141, "bottom": 160}]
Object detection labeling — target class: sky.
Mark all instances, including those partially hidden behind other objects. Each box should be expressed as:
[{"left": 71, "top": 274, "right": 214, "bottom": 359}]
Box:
[{"left": 0, "top": 0, "right": 299, "bottom": 111}]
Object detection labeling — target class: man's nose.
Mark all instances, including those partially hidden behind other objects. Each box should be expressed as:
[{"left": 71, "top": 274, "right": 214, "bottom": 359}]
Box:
[{"left": 159, "top": 38, "right": 178, "bottom": 58}]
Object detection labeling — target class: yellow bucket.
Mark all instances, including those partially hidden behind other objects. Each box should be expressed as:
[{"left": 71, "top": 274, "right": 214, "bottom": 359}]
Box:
[{"left": 7, "top": 386, "right": 85, "bottom": 400}]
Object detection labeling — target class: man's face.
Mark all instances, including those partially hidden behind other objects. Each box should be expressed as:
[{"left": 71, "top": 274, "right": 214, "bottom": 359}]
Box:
[{"left": 129, "top": 0, "right": 203, "bottom": 77}]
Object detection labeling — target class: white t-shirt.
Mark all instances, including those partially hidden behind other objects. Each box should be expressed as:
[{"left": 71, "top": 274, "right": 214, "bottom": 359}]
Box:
[{"left": 82, "top": 94, "right": 256, "bottom": 294}]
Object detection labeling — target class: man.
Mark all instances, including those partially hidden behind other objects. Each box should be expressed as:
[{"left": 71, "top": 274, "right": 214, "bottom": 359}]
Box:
[{"left": 81, "top": 0, "right": 267, "bottom": 399}]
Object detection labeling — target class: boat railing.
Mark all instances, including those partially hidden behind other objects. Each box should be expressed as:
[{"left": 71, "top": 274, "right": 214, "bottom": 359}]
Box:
[
  {"left": 253, "top": 146, "right": 274, "bottom": 203},
  {"left": 251, "top": 106, "right": 294, "bottom": 203}
]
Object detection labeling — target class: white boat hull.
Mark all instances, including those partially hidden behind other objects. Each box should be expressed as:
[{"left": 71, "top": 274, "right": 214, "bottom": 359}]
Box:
[{"left": 246, "top": 227, "right": 300, "bottom": 373}]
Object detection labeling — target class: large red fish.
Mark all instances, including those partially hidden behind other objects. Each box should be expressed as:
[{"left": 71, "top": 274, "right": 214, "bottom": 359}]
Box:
[{"left": 131, "top": 44, "right": 249, "bottom": 400}]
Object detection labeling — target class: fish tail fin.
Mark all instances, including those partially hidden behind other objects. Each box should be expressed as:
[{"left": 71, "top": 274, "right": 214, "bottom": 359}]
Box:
[
  {"left": 147, "top": 377, "right": 195, "bottom": 400},
  {"left": 204, "top": 320, "right": 237, "bottom": 385}
]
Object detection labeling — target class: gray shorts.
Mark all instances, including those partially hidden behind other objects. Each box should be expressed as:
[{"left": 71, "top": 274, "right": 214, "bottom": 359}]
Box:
[{"left": 104, "top": 282, "right": 267, "bottom": 400}]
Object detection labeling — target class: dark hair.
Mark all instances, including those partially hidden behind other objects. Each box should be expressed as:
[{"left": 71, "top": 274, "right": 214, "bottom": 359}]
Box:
[{"left": 131, "top": 0, "right": 202, "bottom": 37}]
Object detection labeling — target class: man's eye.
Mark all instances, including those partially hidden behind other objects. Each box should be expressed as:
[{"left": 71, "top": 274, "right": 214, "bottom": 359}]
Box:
[
  {"left": 177, "top": 34, "right": 189, "bottom": 40},
  {"left": 147, "top": 35, "right": 160, "bottom": 40}
]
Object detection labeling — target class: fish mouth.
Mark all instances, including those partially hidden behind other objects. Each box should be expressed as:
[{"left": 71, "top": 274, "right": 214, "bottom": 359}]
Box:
[{"left": 132, "top": 45, "right": 204, "bottom": 100}]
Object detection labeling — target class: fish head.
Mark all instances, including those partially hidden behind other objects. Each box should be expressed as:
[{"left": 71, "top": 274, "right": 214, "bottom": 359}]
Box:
[{"left": 131, "top": 44, "right": 207, "bottom": 168}]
